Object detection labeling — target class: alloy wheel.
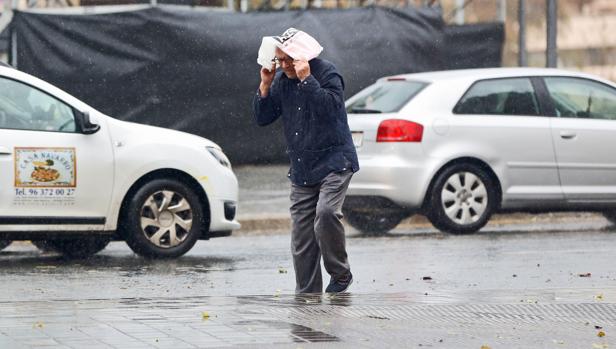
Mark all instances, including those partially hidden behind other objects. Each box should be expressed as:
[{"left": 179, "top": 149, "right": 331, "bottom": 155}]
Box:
[{"left": 440, "top": 171, "right": 488, "bottom": 225}]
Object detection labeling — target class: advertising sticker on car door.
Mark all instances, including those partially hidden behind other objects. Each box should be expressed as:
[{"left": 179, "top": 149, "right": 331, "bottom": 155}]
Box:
[{"left": 13, "top": 147, "right": 76, "bottom": 206}]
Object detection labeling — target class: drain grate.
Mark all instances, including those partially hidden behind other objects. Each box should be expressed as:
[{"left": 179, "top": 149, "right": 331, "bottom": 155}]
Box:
[{"left": 262, "top": 302, "right": 616, "bottom": 326}]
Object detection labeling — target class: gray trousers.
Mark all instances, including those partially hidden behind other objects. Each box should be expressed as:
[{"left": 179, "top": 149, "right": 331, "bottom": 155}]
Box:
[{"left": 290, "top": 170, "right": 353, "bottom": 293}]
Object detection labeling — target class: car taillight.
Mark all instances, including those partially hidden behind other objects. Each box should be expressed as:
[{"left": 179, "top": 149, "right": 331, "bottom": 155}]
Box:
[{"left": 377, "top": 119, "right": 423, "bottom": 142}]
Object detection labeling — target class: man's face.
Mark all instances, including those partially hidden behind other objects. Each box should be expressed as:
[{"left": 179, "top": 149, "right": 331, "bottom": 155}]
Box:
[{"left": 275, "top": 48, "right": 297, "bottom": 79}]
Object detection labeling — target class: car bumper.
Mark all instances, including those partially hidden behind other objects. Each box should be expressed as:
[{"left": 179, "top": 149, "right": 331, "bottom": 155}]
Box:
[
  {"left": 347, "top": 153, "right": 437, "bottom": 209},
  {"left": 206, "top": 197, "right": 241, "bottom": 237}
]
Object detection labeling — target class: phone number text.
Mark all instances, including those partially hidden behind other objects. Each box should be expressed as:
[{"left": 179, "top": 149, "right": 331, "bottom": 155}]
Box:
[{"left": 15, "top": 188, "right": 76, "bottom": 197}]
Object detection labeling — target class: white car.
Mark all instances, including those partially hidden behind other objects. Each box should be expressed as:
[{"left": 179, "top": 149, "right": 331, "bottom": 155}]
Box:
[
  {"left": 0, "top": 63, "right": 240, "bottom": 258},
  {"left": 344, "top": 67, "right": 616, "bottom": 234}
]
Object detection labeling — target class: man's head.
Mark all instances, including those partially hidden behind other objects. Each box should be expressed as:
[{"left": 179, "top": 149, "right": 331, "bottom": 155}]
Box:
[{"left": 274, "top": 47, "right": 297, "bottom": 79}]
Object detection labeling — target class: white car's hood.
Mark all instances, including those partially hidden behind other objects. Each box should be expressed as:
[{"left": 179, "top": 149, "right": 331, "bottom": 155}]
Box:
[{"left": 104, "top": 116, "right": 220, "bottom": 150}]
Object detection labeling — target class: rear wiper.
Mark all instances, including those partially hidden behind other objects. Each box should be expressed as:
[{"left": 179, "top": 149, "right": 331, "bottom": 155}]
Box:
[{"left": 349, "top": 108, "right": 382, "bottom": 114}]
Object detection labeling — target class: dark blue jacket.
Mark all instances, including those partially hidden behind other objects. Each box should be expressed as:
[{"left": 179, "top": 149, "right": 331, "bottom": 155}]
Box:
[{"left": 253, "top": 58, "right": 359, "bottom": 186}]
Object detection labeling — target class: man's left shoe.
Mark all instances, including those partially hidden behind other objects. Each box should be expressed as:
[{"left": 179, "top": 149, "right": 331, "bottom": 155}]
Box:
[{"left": 325, "top": 273, "right": 353, "bottom": 293}]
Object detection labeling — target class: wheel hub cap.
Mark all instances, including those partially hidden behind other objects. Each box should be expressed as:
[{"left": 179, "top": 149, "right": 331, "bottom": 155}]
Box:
[
  {"left": 441, "top": 171, "right": 488, "bottom": 225},
  {"left": 140, "top": 190, "right": 193, "bottom": 249},
  {"left": 158, "top": 211, "right": 174, "bottom": 227}
]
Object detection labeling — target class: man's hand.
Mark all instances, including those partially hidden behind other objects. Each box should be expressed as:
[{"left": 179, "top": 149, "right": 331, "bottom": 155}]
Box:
[
  {"left": 293, "top": 59, "right": 310, "bottom": 81},
  {"left": 259, "top": 63, "right": 276, "bottom": 97}
]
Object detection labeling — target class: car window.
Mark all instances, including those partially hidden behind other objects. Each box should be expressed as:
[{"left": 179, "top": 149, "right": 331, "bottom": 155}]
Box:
[
  {"left": 346, "top": 80, "right": 427, "bottom": 114},
  {"left": 0, "top": 77, "right": 76, "bottom": 132},
  {"left": 454, "top": 78, "right": 540, "bottom": 116},
  {"left": 544, "top": 77, "right": 616, "bottom": 120}
]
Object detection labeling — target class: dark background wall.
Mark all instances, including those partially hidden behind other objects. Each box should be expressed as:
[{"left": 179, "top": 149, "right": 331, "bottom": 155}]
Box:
[{"left": 11, "top": 6, "right": 503, "bottom": 164}]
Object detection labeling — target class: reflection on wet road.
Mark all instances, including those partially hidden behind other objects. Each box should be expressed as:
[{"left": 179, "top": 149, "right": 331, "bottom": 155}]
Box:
[{"left": 2, "top": 219, "right": 616, "bottom": 301}]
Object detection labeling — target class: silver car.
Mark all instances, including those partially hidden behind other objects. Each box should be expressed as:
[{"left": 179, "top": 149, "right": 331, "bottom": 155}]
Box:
[{"left": 343, "top": 68, "right": 616, "bottom": 234}]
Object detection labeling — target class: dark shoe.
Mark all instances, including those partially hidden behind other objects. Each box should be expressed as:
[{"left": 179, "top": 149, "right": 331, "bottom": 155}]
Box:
[{"left": 325, "top": 273, "right": 353, "bottom": 293}]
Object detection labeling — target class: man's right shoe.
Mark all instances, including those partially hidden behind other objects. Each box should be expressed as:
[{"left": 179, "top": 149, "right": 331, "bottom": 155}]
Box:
[{"left": 325, "top": 273, "right": 353, "bottom": 293}]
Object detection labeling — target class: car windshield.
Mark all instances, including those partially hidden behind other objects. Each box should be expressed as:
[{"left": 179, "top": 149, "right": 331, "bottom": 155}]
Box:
[{"left": 346, "top": 80, "right": 427, "bottom": 114}]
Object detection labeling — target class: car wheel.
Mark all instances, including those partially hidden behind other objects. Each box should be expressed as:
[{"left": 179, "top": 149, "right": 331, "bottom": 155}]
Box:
[
  {"left": 426, "top": 163, "right": 497, "bottom": 234},
  {"left": 122, "top": 178, "right": 204, "bottom": 258},
  {"left": 44, "top": 237, "right": 110, "bottom": 259},
  {"left": 0, "top": 240, "right": 12, "bottom": 251},
  {"left": 603, "top": 211, "right": 616, "bottom": 225},
  {"left": 344, "top": 209, "right": 405, "bottom": 235}
]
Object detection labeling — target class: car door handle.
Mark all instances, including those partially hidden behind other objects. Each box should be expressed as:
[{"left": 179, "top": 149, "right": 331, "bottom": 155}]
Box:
[
  {"left": 560, "top": 131, "right": 576, "bottom": 140},
  {"left": 0, "top": 146, "right": 11, "bottom": 155}
]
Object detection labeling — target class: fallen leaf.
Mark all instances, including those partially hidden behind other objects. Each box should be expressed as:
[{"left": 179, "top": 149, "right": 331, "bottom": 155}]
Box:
[
  {"left": 201, "top": 312, "right": 210, "bottom": 320},
  {"left": 579, "top": 272, "right": 592, "bottom": 277},
  {"left": 552, "top": 339, "right": 564, "bottom": 345},
  {"left": 592, "top": 344, "right": 608, "bottom": 349},
  {"left": 278, "top": 268, "right": 288, "bottom": 274},
  {"left": 598, "top": 331, "right": 606, "bottom": 337},
  {"left": 33, "top": 321, "right": 44, "bottom": 329},
  {"left": 596, "top": 294, "right": 604, "bottom": 301},
  {"left": 481, "top": 345, "right": 492, "bottom": 349}
]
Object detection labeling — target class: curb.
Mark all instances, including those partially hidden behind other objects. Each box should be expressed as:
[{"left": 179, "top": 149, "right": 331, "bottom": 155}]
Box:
[{"left": 236, "top": 212, "right": 607, "bottom": 234}]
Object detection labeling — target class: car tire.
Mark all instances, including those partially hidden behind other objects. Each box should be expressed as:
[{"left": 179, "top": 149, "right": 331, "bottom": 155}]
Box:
[
  {"left": 603, "top": 211, "right": 616, "bottom": 225},
  {"left": 426, "top": 163, "right": 497, "bottom": 234},
  {"left": 121, "top": 178, "right": 204, "bottom": 259},
  {"left": 344, "top": 209, "right": 405, "bottom": 235},
  {"left": 0, "top": 240, "right": 12, "bottom": 251},
  {"left": 44, "top": 237, "right": 110, "bottom": 259}
]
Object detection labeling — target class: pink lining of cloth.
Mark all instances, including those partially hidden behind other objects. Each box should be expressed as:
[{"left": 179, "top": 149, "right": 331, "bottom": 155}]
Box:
[{"left": 257, "top": 28, "right": 323, "bottom": 71}]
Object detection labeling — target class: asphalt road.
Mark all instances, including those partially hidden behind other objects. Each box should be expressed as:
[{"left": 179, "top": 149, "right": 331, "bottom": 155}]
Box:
[{"left": 1, "top": 219, "right": 616, "bottom": 348}]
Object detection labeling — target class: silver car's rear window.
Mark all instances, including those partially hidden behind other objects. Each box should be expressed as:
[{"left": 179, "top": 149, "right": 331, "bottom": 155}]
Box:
[{"left": 346, "top": 80, "right": 428, "bottom": 114}]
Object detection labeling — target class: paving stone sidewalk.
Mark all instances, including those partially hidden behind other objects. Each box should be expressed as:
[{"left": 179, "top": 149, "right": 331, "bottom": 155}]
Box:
[{"left": 1, "top": 290, "right": 615, "bottom": 349}]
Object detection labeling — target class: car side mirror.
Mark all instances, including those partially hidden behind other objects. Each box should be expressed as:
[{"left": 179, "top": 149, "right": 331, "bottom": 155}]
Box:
[{"left": 77, "top": 110, "right": 100, "bottom": 134}]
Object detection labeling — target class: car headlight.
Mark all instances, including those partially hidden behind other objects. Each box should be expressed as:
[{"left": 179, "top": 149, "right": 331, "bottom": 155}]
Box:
[{"left": 206, "top": 146, "right": 232, "bottom": 169}]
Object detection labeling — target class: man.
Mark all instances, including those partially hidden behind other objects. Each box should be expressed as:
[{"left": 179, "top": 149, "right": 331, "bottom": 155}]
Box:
[{"left": 252, "top": 31, "right": 359, "bottom": 294}]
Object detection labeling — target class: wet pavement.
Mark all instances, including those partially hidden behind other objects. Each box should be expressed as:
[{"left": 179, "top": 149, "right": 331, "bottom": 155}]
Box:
[{"left": 2, "top": 218, "right": 616, "bottom": 348}]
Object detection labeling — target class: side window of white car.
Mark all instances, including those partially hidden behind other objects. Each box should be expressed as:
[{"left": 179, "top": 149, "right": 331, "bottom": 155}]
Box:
[
  {"left": 454, "top": 78, "right": 540, "bottom": 116},
  {"left": 0, "top": 77, "right": 77, "bottom": 132},
  {"left": 544, "top": 77, "right": 616, "bottom": 120}
]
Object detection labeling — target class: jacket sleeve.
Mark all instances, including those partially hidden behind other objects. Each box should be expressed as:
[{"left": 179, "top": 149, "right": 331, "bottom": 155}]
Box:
[
  {"left": 252, "top": 79, "right": 282, "bottom": 127},
  {"left": 298, "top": 68, "right": 344, "bottom": 117}
]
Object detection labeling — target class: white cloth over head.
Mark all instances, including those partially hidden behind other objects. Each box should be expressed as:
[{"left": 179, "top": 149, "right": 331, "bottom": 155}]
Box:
[{"left": 257, "top": 28, "right": 323, "bottom": 71}]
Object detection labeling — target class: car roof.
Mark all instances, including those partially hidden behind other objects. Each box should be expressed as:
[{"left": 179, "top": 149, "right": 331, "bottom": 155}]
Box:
[{"left": 381, "top": 67, "right": 604, "bottom": 84}]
